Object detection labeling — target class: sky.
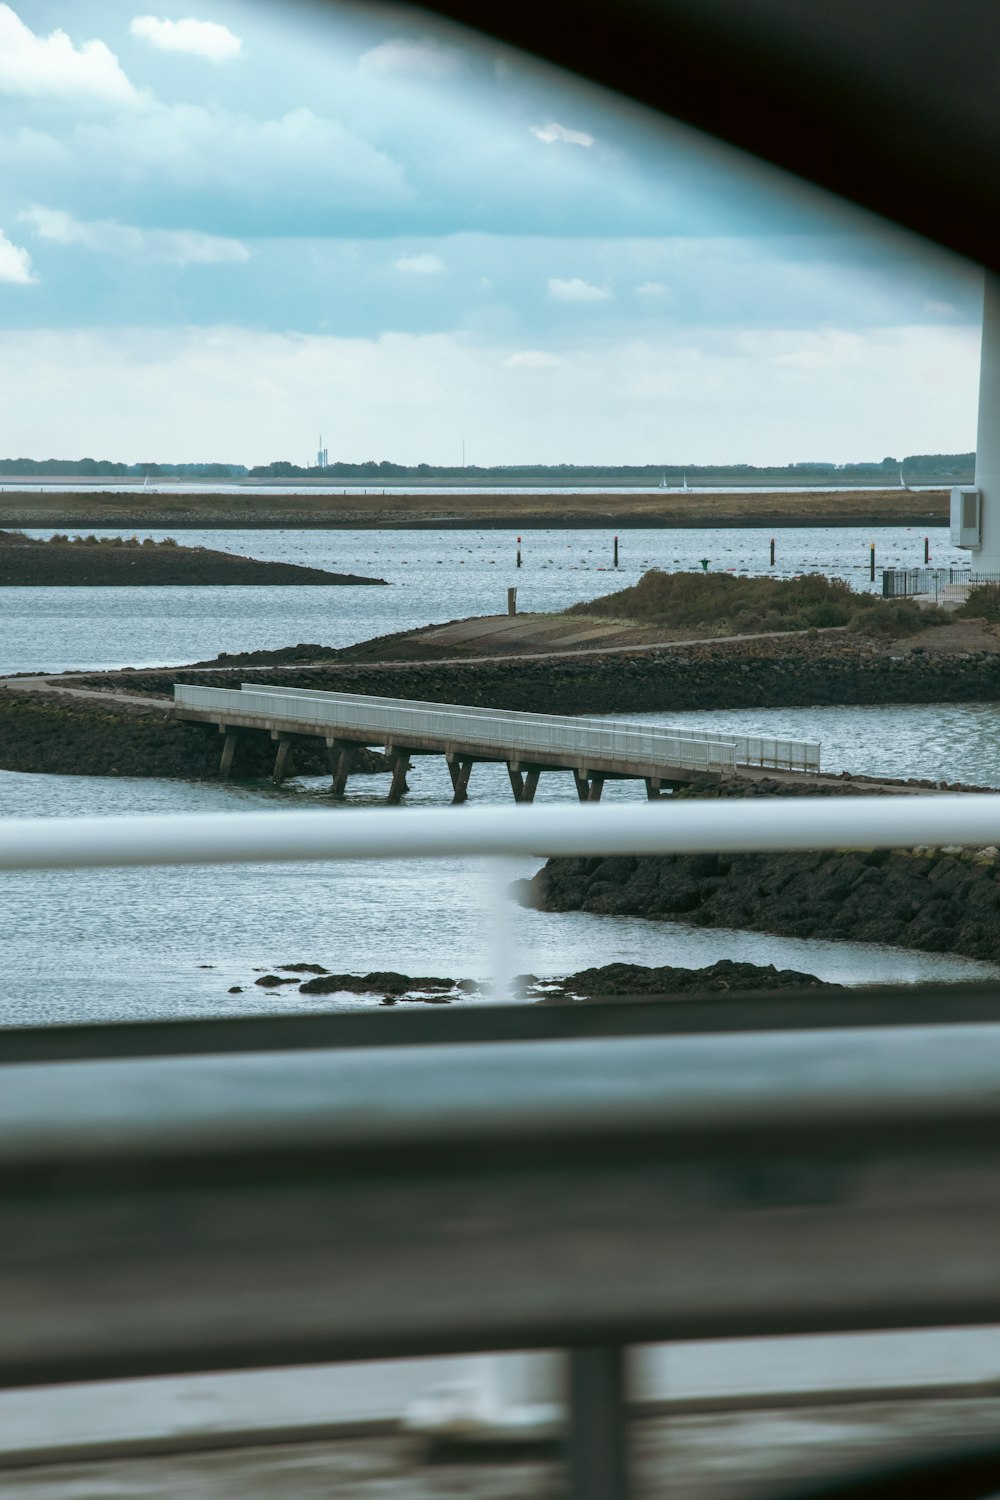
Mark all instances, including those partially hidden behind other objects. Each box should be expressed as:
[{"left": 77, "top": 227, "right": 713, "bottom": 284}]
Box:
[{"left": 0, "top": 0, "right": 986, "bottom": 466}]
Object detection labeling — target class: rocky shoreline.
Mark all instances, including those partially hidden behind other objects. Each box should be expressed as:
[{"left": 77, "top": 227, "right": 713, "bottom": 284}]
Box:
[{"left": 520, "top": 843, "right": 1000, "bottom": 963}]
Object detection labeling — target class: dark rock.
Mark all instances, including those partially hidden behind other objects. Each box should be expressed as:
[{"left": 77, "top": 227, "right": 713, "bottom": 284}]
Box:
[
  {"left": 540, "top": 959, "right": 837, "bottom": 1003},
  {"left": 254, "top": 974, "right": 298, "bottom": 988},
  {"left": 278, "top": 962, "right": 329, "bottom": 974},
  {"left": 228, "top": 985, "right": 243, "bottom": 994},
  {"left": 297, "top": 970, "right": 457, "bottom": 997}
]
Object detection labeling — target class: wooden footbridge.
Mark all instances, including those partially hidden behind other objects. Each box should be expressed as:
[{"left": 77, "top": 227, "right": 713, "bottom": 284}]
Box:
[{"left": 172, "top": 683, "right": 820, "bottom": 802}]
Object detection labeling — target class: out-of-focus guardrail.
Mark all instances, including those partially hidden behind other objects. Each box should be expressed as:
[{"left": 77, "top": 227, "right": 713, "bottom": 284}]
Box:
[{"left": 4, "top": 798, "right": 1000, "bottom": 1497}]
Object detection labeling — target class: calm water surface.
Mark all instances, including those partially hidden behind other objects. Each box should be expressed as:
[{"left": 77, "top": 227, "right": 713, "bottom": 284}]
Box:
[
  {"left": 2, "top": 523, "right": 968, "bottom": 674},
  {"left": 1, "top": 524, "right": 996, "bottom": 1026}
]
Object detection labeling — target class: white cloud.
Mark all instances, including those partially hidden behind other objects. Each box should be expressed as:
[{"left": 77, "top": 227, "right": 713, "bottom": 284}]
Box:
[
  {"left": 394, "top": 253, "right": 445, "bottom": 275},
  {"left": 530, "top": 121, "right": 594, "bottom": 148},
  {"left": 0, "top": 323, "right": 978, "bottom": 466},
  {"left": 547, "top": 276, "right": 611, "bottom": 303},
  {"left": 129, "top": 16, "right": 244, "bottom": 63},
  {"left": 0, "top": 4, "right": 144, "bottom": 107},
  {"left": 72, "top": 105, "right": 409, "bottom": 204},
  {"left": 634, "top": 280, "right": 667, "bottom": 298},
  {"left": 924, "top": 298, "right": 959, "bottom": 316},
  {"left": 360, "top": 36, "right": 463, "bottom": 79},
  {"left": 19, "top": 206, "right": 249, "bottom": 265},
  {"left": 0, "top": 227, "right": 36, "bottom": 283},
  {"left": 504, "top": 350, "right": 561, "bottom": 367}
]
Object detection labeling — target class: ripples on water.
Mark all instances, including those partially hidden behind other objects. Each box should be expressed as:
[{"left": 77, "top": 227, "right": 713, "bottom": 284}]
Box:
[{"left": 1, "top": 524, "right": 997, "bottom": 1025}]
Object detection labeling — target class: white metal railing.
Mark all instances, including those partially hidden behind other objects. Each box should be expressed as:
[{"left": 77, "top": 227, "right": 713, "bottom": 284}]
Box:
[
  {"left": 238, "top": 684, "right": 821, "bottom": 773},
  {"left": 173, "top": 684, "right": 738, "bottom": 775},
  {"left": 1, "top": 795, "right": 997, "bottom": 871}
]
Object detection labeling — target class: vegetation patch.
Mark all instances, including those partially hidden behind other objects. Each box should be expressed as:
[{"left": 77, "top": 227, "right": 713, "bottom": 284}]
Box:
[
  {"left": 567, "top": 569, "right": 947, "bottom": 639},
  {"left": 957, "top": 583, "right": 1000, "bottom": 622}
]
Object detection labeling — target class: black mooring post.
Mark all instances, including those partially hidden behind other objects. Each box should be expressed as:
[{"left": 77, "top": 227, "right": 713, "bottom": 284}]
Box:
[
  {"left": 566, "top": 1346, "right": 631, "bottom": 1500},
  {"left": 517, "top": 535, "right": 522, "bottom": 568},
  {"left": 613, "top": 533, "right": 619, "bottom": 567}
]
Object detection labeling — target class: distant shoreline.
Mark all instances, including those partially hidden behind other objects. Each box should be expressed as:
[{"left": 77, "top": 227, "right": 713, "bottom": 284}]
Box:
[{"left": 0, "top": 487, "right": 949, "bottom": 531}]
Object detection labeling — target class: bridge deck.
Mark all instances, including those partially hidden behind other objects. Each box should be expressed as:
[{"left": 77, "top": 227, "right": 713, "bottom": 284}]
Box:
[{"left": 172, "top": 683, "right": 820, "bottom": 802}]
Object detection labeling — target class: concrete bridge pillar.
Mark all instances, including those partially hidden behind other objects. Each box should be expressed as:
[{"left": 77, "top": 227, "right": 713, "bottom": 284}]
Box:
[
  {"left": 387, "top": 750, "right": 411, "bottom": 805},
  {"left": 271, "top": 734, "right": 294, "bottom": 786},
  {"left": 448, "top": 757, "right": 474, "bottom": 804},
  {"left": 218, "top": 727, "right": 239, "bottom": 779},
  {"left": 326, "top": 738, "right": 356, "bottom": 799}
]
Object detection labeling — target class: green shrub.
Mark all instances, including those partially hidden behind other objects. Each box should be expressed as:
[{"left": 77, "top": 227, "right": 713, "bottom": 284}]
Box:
[
  {"left": 569, "top": 569, "right": 947, "bottom": 639},
  {"left": 957, "top": 583, "right": 1000, "bottom": 621}
]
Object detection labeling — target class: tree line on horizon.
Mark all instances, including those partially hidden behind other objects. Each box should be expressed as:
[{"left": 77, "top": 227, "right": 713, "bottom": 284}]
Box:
[{"left": 0, "top": 453, "right": 976, "bottom": 482}]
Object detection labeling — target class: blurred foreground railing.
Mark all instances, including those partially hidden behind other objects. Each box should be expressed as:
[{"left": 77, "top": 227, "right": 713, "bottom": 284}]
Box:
[{"left": 5, "top": 798, "right": 1000, "bottom": 1498}]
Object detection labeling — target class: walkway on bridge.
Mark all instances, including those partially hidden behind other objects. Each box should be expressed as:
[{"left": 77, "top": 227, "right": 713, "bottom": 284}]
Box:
[{"left": 172, "top": 683, "right": 820, "bottom": 804}]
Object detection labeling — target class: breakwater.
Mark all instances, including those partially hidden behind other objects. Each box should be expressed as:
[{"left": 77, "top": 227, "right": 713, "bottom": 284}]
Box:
[
  {"left": 76, "top": 635, "right": 1000, "bottom": 716},
  {"left": 6, "top": 633, "right": 1000, "bottom": 783}
]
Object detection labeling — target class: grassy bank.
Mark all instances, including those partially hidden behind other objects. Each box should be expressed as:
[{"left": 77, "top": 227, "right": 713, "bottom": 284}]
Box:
[{"left": 568, "top": 569, "right": 947, "bottom": 639}]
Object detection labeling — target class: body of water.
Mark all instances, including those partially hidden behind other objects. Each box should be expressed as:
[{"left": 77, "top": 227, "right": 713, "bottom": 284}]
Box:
[
  {"left": 2, "top": 523, "right": 997, "bottom": 1027},
  {"left": 1, "top": 523, "right": 969, "bottom": 675}
]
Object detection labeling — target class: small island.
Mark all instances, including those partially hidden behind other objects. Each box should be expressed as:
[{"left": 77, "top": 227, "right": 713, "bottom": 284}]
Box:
[{"left": 0, "top": 530, "right": 386, "bottom": 586}]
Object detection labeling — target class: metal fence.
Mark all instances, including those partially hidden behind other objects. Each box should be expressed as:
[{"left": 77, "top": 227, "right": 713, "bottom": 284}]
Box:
[{"left": 877, "top": 567, "right": 1000, "bottom": 599}]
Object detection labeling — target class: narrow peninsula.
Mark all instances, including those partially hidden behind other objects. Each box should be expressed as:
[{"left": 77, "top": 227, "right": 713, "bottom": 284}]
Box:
[{"left": 0, "top": 531, "right": 386, "bottom": 586}]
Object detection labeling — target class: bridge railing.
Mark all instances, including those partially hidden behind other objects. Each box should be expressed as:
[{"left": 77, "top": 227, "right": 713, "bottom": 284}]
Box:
[
  {"left": 174, "top": 683, "right": 739, "bottom": 774},
  {"left": 238, "top": 683, "right": 821, "bottom": 773}
]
